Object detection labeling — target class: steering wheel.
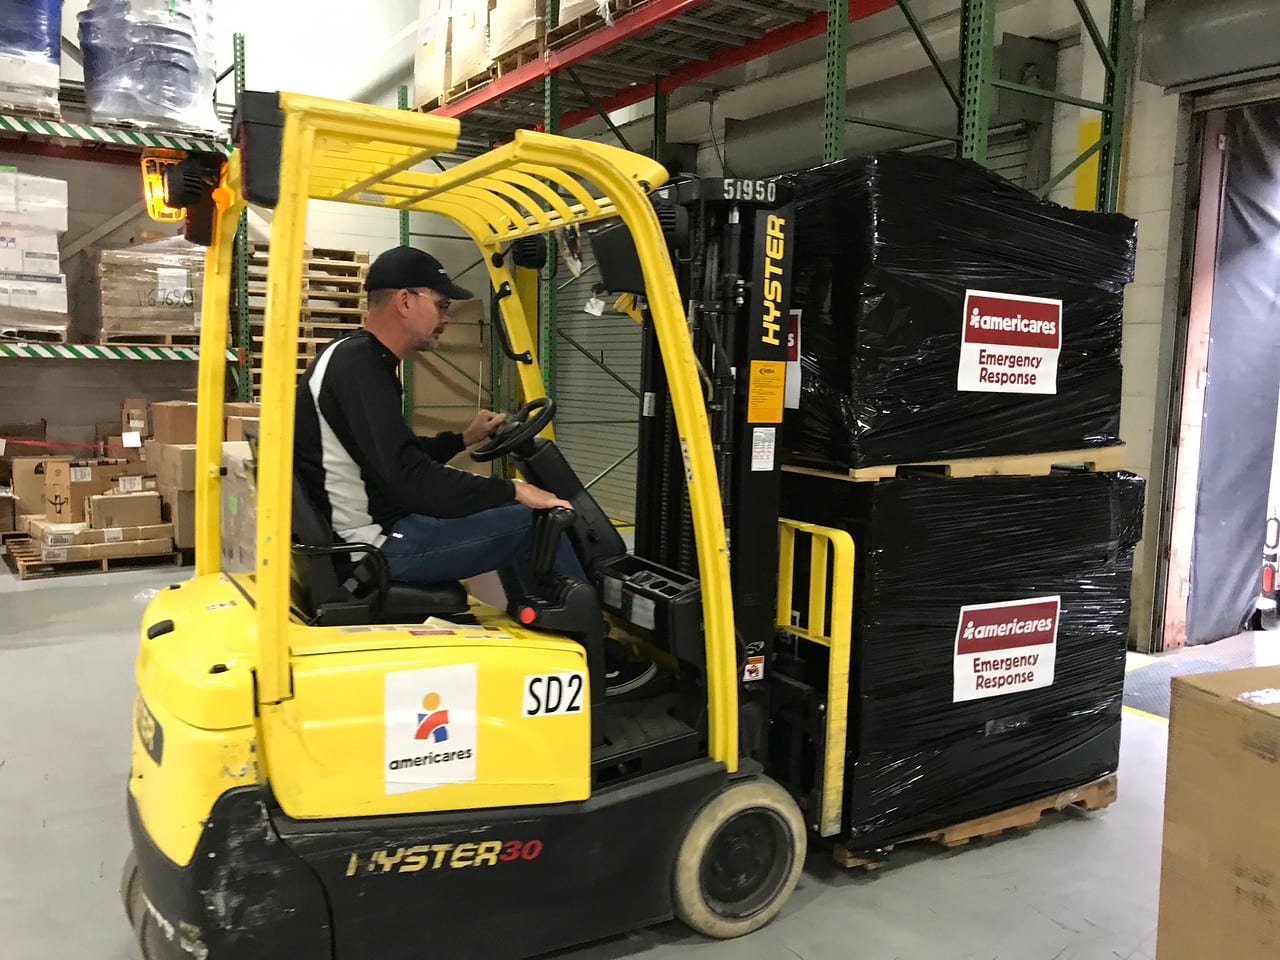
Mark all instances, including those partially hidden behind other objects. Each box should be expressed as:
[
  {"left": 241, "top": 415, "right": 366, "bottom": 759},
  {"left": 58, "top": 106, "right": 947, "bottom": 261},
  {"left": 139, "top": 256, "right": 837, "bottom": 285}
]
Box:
[{"left": 471, "top": 397, "right": 556, "bottom": 463}]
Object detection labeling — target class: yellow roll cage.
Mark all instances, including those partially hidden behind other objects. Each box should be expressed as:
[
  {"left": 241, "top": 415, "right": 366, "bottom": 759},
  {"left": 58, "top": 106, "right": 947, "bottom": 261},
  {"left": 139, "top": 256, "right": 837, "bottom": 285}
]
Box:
[{"left": 193, "top": 92, "right": 740, "bottom": 770}]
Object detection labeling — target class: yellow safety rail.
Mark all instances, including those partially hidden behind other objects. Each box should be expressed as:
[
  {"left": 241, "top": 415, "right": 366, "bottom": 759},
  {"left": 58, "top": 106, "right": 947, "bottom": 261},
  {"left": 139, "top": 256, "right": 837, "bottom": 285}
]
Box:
[
  {"left": 776, "top": 518, "right": 854, "bottom": 838},
  {"left": 201, "top": 92, "right": 740, "bottom": 771}
]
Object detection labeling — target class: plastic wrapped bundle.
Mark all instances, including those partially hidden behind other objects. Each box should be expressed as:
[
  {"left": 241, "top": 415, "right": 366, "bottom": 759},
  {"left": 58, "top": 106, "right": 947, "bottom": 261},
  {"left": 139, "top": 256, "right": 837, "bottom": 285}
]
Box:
[
  {"left": 78, "top": 0, "right": 221, "bottom": 135},
  {"left": 777, "top": 469, "right": 1144, "bottom": 853},
  {"left": 784, "top": 154, "right": 1136, "bottom": 470},
  {"left": 0, "top": 0, "right": 63, "bottom": 117},
  {"left": 94, "top": 235, "right": 206, "bottom": 336}
]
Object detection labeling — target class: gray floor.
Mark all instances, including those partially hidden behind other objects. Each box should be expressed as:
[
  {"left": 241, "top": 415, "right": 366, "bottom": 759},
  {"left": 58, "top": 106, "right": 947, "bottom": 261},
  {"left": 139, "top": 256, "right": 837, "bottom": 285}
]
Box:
[{"left": 0, "top": 561, "right": 1167, "bottom": 960}]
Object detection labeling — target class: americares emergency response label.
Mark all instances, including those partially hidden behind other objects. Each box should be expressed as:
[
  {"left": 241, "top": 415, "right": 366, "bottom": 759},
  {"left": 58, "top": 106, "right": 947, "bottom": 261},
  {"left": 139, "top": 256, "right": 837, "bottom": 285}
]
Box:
[
  {"left": 957, "top": 290, "right": 1063, "bottom": 395},
  {"left": 953, "top": 596, "right": 1060, "bottom": 702}
]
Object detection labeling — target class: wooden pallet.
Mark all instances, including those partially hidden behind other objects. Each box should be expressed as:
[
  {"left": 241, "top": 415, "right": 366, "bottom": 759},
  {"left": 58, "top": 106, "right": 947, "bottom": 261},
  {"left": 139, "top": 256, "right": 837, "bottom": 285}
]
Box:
[
  {"left": 0, "top": 326, "right": 69, "bottom": 344},
  {"left": 5, "top": 537, "right": 181, "bottom": 580},
  {"left": 832, "top": 774, "right": 1119, "bottom": 870},
  {"left": 99, "top": 331, "right": 203, "bottom": 347},
  {"left": 783, "top": 445, "right": 1129, "bottom": 483}
]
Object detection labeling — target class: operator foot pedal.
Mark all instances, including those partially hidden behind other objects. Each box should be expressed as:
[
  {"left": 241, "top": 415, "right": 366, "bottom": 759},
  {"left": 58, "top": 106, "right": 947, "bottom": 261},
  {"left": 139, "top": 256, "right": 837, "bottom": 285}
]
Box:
[{"left": 603, "top": 638, "right": 659, "bottom": 700}]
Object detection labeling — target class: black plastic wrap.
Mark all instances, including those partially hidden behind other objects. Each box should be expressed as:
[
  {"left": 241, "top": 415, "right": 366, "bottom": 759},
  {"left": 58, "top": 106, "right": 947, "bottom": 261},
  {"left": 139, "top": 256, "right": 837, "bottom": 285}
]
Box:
[
  {"left": 778, "top": 469, "right": 1144, "bottom": 852},
  {"left": 784, "top": 154, "right": 1136, "bottom": 469}
]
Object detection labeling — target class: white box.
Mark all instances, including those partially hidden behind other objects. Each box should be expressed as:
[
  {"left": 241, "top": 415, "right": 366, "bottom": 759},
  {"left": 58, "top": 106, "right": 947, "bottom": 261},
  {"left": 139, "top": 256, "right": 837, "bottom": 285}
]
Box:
[
  {"left": 0, "top": 228, "right": 60, "bottom": 276},
  {"left": 0, "top": 272, "right": 68, "bottom": 313},
  {"left": 0, "top": 171, "right": 69, "bottom": 234},
  {"left": 0, "top": 55, "right": 60, "bottom": 116}
]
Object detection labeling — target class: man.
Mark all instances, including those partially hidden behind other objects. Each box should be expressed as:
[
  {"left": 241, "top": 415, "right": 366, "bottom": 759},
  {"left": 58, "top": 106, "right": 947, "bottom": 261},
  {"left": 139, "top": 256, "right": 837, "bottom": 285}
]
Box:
[{"left": 294, "top": 245, "right": 571, "bottom": 598}]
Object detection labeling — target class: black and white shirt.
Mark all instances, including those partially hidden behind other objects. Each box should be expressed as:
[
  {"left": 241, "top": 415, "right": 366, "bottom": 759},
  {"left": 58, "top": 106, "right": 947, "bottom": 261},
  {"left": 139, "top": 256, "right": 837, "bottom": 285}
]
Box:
[{"left": 294, "top": 329, "right": 515, "bottom": 546}]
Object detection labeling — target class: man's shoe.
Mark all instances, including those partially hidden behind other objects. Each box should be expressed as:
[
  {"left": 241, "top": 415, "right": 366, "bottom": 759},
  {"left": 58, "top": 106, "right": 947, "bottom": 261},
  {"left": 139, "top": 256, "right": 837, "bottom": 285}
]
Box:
[{"left": 604, "top": 638, "right": 658, "bottom": 697}]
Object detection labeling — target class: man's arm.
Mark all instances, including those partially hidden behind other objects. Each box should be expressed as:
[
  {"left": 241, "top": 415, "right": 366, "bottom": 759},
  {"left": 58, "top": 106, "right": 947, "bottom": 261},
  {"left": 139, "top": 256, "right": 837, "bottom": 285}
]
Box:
[
  {"left": 318, "top": 347, "right": 514, "bottom": 518},
  {"left": 414, "top": 432, "right": 465, "bottom": 463}
]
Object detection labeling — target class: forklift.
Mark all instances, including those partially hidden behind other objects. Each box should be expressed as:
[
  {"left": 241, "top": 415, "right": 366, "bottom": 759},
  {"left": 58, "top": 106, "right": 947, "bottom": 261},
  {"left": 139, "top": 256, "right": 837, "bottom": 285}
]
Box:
[{"left": 122, "top": 91, "right": 853, "bottom": 960}]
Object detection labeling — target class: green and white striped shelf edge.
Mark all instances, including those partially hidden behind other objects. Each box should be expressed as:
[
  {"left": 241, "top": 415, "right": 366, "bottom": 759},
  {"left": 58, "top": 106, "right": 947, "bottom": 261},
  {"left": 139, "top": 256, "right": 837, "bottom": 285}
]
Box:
[
  {"left": 0, "top": 114, "right": 231, "bottom": 154},
  {"left": 0, "top": 343, "right": 239, "bottom": 361}
]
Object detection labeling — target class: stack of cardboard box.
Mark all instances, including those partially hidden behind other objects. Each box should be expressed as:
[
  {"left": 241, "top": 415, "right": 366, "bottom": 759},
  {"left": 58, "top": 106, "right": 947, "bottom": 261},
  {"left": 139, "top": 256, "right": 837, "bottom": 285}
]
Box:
[{"left": 0, "top": 170, "right": 70, "bottom": 340}]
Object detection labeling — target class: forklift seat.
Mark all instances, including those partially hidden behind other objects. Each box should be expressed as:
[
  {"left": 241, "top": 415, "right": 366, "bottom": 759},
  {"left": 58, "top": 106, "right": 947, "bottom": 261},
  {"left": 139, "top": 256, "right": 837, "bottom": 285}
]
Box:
[{"left": 290, "top": 475, "right": 470, "bottom": 626}]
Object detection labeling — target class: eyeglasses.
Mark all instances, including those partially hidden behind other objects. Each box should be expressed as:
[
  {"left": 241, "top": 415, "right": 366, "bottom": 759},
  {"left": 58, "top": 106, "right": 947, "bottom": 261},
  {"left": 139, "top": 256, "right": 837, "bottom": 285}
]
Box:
[{"left": 405, "top": 289, "right": 451, "bottom": 313}]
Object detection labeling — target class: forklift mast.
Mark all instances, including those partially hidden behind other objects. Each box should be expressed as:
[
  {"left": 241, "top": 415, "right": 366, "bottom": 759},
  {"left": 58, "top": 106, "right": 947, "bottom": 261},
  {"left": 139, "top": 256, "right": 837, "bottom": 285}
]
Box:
[{"left": 593, "top": 178, "right": 796, "bottom": 758}]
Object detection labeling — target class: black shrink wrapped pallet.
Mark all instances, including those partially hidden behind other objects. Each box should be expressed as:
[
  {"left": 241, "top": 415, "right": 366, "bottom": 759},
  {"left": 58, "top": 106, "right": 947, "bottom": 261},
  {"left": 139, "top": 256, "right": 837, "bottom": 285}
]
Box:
[
  {"left": 776, "top": 468, "right": 1144, "bottom": 853},
  {"left": 783, "top": 154, "right": 1136, "bottom": 470}
]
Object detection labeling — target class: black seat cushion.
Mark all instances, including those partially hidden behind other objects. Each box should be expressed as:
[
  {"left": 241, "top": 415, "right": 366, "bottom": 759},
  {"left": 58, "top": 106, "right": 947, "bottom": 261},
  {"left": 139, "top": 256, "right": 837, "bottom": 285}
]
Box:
[{"left": 374, "top": 580, "right": 470, "bottom": 623}]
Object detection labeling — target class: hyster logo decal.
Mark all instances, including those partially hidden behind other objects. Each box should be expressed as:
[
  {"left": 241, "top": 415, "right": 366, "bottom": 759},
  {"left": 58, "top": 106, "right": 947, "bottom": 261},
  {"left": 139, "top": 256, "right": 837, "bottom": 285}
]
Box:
[
  {"left": 385, "top": 664, "right": 477, "bottom": 794},
  {"left": 760, "top": 215, "right": 786, "bottom": 346},
  {"left": 415, "top": 692, "right": 449, "bottom": 742},
  {"left": 953, "top": 596, "right": 1060, "bottom": 702}
]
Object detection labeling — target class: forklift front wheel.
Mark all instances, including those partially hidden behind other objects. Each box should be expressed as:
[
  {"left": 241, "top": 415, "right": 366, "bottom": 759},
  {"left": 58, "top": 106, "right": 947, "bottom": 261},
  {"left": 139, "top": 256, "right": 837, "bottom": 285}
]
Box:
[{"left": 672, "top": 776, "right": 807, "bottom": 939}]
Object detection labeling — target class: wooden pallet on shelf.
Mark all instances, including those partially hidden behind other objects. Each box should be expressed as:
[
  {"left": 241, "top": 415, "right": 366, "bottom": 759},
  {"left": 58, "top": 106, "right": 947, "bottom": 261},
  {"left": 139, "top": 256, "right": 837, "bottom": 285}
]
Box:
[
  {"left": 4, "top": 537, "right": 181, "bottom": 580},
  {"left": 0, "top": 326, "right": 69, "bottom": 344},
  {"left": 831, "top": 774, "right": 1119, "bottom": 871},
  {"left": 783, "top": 445, "right": 1129, "bottom": 483}
]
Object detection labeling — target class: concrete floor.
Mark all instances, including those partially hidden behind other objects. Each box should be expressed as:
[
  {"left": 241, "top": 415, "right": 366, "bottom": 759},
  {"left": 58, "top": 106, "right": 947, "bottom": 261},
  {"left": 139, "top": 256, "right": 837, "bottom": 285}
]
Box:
[{"left": 0, "top": 562, "right": 1168, "bottom": 960}]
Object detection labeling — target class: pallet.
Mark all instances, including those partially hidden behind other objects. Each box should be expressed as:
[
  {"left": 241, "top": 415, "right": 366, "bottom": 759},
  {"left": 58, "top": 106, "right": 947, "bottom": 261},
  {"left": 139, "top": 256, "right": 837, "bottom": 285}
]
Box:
[
  {"left": 100, "top": 331, "right": 203, "bottom": 347},
  {"left": 783, "top": 445, "right": 1129, "bottom": 483},
  {"left": 0, "top": 326, "right": 69, "bottom": 344},
  {"left": 832, "top": 774, "right": 1119, "bottom": 870},
  {"left": 5, "top": 537, "right": 181, "bottom": 580}
]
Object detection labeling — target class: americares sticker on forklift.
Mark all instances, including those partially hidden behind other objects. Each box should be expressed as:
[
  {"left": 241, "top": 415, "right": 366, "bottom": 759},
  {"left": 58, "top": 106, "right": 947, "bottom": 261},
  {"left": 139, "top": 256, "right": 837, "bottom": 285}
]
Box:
[
  {"left": 384, "top": 664, "right": 477, "bottom": 793},
  {"left": 957, "top": 289, "right": 1062, "bottom": 395},
  {"left": 953, "top": 596, "right": 1060, "bottom": 702}
]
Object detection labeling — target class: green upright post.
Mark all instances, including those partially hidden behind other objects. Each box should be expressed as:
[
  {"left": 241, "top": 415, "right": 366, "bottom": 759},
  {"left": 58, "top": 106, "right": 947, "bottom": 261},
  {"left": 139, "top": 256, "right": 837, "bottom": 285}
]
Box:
[
  {"left": 1096, "top": 0, "right": 1133, "bottom": 213},
  {"left": 398, "top": 84, "right": 416, "bottom": 424},
  {"left": 958, "top": 0, "right": 997, "bottom": 164},
  {"left": 823, "top": 0, "right": 848, "bottom": 165},
  {"left": 652, "top": 79, "right": 667, "bottom": 164},
  {"left": 540, "top": 68, "right": 559, "bottom": 399},
  {"left": 232, "top": 33, "right": 251, "bottom": 401}
]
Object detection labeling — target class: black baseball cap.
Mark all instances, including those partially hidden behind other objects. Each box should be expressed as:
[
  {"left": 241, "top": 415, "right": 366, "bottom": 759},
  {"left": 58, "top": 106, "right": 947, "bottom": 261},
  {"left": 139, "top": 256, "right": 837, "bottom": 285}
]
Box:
[{"left": 364, "top": 245, "right": 474, "bottom": 300}]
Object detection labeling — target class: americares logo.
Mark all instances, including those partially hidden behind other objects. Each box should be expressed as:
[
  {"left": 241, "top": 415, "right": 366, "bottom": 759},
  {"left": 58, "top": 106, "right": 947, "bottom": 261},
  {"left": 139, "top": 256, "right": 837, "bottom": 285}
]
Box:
[{"left": 415, "top": 692, "right": 449, "bottom": 743}]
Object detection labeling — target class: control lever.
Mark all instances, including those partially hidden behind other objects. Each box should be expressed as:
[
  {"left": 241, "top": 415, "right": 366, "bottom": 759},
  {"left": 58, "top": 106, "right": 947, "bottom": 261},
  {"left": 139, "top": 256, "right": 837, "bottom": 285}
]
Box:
[{"left": 530, "top": 506, "right": 576, "bottom": 584}]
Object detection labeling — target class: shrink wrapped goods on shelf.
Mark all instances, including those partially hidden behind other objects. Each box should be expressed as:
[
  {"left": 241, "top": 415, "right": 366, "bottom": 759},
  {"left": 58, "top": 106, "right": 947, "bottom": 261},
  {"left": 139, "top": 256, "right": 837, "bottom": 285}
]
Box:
[
  {"left": 777, "top": 469, "right": 1144, "bottom": 852},
  {"left": 78, "top": 0, "right": 221, "bottom": 135},
  {"left": 94, "top": 236, "right": 205, "bottom": 336},
  {"left": 0, "top": 169, "right": 69, "bottom": 338},
  {"left": 783, "top": 153, "right": 1136, "bottom": 470},
  {"left": 0, "top": 0, "right": 63, "bottom": 117}
]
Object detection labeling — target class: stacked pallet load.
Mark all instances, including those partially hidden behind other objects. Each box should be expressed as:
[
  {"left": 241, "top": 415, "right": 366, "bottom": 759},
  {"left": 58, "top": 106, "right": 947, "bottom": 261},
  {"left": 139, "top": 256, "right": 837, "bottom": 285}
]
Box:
[
  {"left": 0, "top": 0, "right": 62, "bottom": 118},
  {"left": 94, "top": 236, "right": 206, "bottom": 345},
  {"left": 7, "top": 453, "right": 176, "bottom": 579},
  {"left": 0, "top": 169, "right": 70, "bottom": 341},
  {"left": 773, "top": 152, "right": 1141, "bottom": 865},
  {"left": 240, "top": 241, "right": 368, "bottom": 396}
]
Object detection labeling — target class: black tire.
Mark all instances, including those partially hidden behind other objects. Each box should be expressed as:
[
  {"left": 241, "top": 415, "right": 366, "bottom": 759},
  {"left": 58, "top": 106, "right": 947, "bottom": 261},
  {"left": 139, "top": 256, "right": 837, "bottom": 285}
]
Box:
[
  {"left": 672, "top": 777, "right": 806, "bottom": 939},
  {"left": 121, "top": 850, "right": 144, "bottom": 934}
]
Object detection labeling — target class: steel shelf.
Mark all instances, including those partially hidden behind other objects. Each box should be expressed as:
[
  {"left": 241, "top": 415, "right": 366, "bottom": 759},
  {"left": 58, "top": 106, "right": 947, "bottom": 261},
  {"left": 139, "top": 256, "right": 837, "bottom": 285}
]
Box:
[
  {"left": 434, "top": 0, "right": 894, "bottom": 139},
  {"left": 0, "top": 114, "right": 230, "bottom": 154},
  {"left": 0, "top": 342, "right": 238, "bottom": 361}
]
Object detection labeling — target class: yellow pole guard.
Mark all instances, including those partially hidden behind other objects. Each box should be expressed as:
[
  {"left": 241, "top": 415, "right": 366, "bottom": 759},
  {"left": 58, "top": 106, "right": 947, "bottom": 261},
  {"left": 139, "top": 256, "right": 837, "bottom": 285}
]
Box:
[{"left": 194, "top": 156, "right": 246, "bottom": 578}]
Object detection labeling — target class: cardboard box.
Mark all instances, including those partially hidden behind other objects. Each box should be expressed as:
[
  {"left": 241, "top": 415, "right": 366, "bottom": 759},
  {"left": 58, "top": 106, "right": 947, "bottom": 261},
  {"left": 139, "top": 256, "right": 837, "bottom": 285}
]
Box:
[
  {"left": 18, "top": 514, "right": 41, "bottom": 535},
  {"left": 0, "top": 271, "right": 68, "bottom": 313},
  {"left": 0, "top": 418, "right": 47, "bottom": 481},
  {"left": 88, "top": 490, "right": 162, "bottom": 529},
  {"left": 115, "top": 474, "right": 159, "bottom": 493},
  {"left": 11, "top": 455, "right": 68, "bottom": 516},
  {"left": 121, "top": 398, "right": 149, "bottom": 438},
  {"left": 39, "top": 538, "right": 173, "bottom": 564},
  {"left": 159, "top": 484, "right": 196, "bottom": 549},
  {"left": 414, "top": 2, "right": 451, "bottom": 108},
  {"left": 226, "top": 417, "right": 259, "bottom": 442},
  {"left": 0, "top": 173, "right": 69, "bottom": 233},
  {"left": 30, "top": 519, "right": 173, "bottom": 546},
  {"left": 221, "top": 441, "right": 256, "bottom": 571},
  {"left": 103, "top": 436, "right": 144, "bottom": 465},
  {"left": 0, "top": 491, "right": 14, "bottom": 532},
  {"left": 151, "top": 401, "right": 198, "bottom": 445},
  {"left": 449, "top": 0, "right": 492, "bottom": 88},
  {"left": 489, "top": 0, "right": 542, "bottom": 58},
  {"left": 0, "top": 227, "right": 59, "bottom": 275},
  {"left": 1157, "top": 666, "right": 1280, "bottom": 960},
  {"left": 153, "top": 443, "right": 197, "bottom": 491},
  {"left": 43, "top": 458, "right": 130, "bottom": 522},
  {"left": 556, "top": 0, "right": 599, "bottom": 27},
  {"left": 224, "top": 402, "right": 260, "bottom": 420},
  {"left": 95, "top": 237, "right": 204, "bottom": 335}
]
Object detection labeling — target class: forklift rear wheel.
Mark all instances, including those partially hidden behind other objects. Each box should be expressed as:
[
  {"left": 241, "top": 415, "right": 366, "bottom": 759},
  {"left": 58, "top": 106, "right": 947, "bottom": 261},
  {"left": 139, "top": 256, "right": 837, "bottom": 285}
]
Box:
[
  {"left": 672, "top": 776, "right": 806, "bottom": 939},
  {"left": 121, "top": 850, "right": 144, "bottom": 933}
]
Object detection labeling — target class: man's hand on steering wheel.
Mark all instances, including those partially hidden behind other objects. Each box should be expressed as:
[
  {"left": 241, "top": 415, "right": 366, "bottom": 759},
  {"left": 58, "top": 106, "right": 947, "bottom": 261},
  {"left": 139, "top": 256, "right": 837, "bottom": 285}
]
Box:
[
  {"left": 470, "top": 397, "right": 557, "bottom": 463},
  {"left": 462, "top": 409, "right": 507, "bottom": 447}
]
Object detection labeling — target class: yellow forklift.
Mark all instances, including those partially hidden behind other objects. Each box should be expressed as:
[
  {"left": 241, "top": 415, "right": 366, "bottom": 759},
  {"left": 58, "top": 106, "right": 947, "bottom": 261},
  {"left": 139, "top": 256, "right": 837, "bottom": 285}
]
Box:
[{"left": 121, "top": 91, "right": 853, "bottom": 960}]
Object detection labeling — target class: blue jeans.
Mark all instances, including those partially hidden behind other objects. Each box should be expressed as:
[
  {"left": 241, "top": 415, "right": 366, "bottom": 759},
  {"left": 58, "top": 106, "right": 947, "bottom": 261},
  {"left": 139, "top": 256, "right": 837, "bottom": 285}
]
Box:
[{"left": 380, "top": 502, "right": 582, "bottom": 602}]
